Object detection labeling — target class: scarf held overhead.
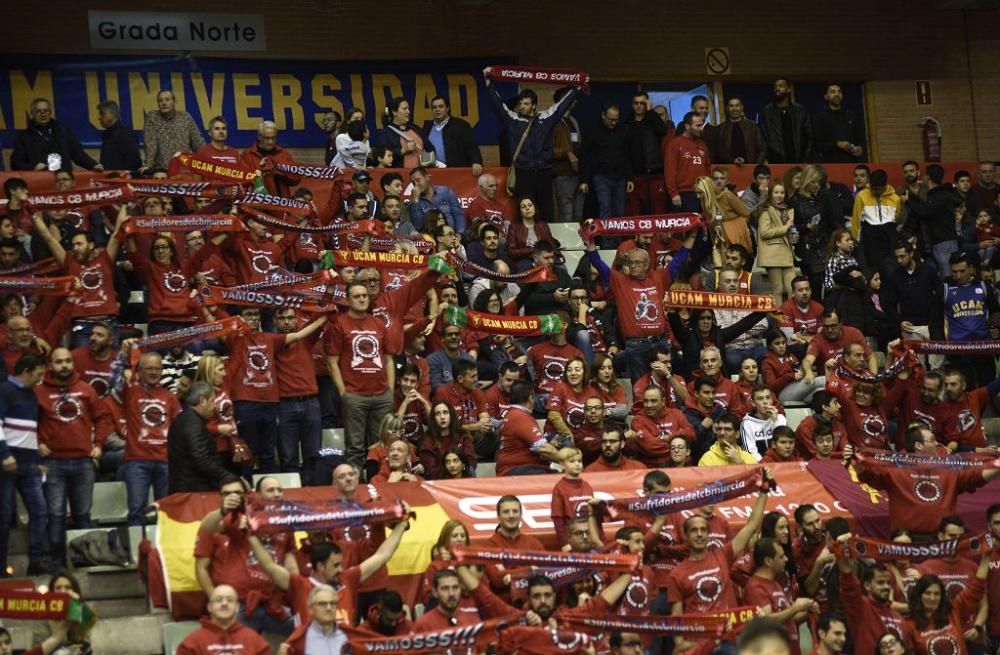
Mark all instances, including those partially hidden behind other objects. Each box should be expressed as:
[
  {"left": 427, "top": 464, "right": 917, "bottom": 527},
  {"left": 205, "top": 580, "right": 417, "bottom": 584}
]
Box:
[
  {"left": 329, "top": 250, "right": 450, "bottom": 272},
  {"left": 259, "top": 157, "right": 342, "bottom": 180},
  {"left": 559, "top": 612, "right": 728, "bottom": 638},
  {"left": 123, "top": 215, "right": 248, "bottom": 234},
  {"left": 99, "top": 178, "right": 247, "bottom": 199},
  {"left": 854, "top": 448, "right": 1000, "bottom": 470},
  {"left": 445, "top": 306, "right": 562, "bottom": 336},
  {"left": 237, "top": 192, "right": 313, "bottom": 216},
  {"left": 603, "top": 467, "right": 769, "bottom": 519},
  {"left": 0, "top": 258, "right": 61, "bottom": 277},
  {"left": 581, "top": 214, "right": 703, "bottom": 241},
  {"left": 837, "top": 532, "right": 995, "bottom": 563},
  {"left": 452, "top": 546, "right": 640, "bottom": 573},
  {"left": 905, "top": 339, "right": 1000, "bottom": 355},
  {"left": 834, "top": 350, "right": 919, "bottom": 383},
  {"left": 666, "top": 289, "right": 775, "bottom": 312},
  {"left": 28, "top": 185, "right": 134, "bottom": 210},
  {"left": 132, "top": 316, "right": 250, "bottom": 354},
  {"left": 448, "top": 255, "right": 556, "bottom": 284},
  {"left": 345, "top": 616, "right": 522, "bottom": 655},
  {"left": 246, "top": 498, "right": 408, "bottom": 535},
  {"left": 487, "top": 65, "right": 590, "bottom": 91},
  {"left": 199, "top": 285, "right": 337, "bottom": 313}
]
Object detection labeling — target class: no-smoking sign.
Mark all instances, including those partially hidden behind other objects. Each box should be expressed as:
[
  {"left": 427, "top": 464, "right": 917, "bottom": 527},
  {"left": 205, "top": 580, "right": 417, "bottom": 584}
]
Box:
[{"left": 705, "top": 47, "right": 731, "bottom": 76}]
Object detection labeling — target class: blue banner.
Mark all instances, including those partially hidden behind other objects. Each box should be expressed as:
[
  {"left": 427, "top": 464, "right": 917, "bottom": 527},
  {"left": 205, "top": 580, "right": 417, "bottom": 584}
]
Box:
[{"left": 0, "top": 55, "right": 516, "bottom": 149}]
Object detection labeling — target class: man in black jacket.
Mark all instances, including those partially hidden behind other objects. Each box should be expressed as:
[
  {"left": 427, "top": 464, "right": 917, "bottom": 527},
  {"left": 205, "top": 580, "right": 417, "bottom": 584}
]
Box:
[
  {"left": 167, "top": 382, "right": 234, "bottom": 493},
  {"left": 10, "top": 98, "right": 102, "bottom": 172},
  {"left": 422, "top": 95, "right": 482, "bottom": 174},
  {"left": 902, "top": 164, "right": 959, "bottom": 275},
  {"left": 579, "top": 103, "right": 632, "bottom": 219},
  {"left": 812, "top": 84, "right": 865, "bottom": 164},
  {"left": 625, "top": 91, "right": 668, "bottom": 215},
  {"left": 760, "top": 78, "right": 812, "bottom": 164},
  {"left": 97, "top": 101, "right": 142, "bottom": 172}
]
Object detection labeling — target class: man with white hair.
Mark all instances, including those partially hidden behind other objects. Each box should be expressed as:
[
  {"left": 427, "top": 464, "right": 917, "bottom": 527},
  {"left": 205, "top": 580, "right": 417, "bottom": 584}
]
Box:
[
  {"left": 142, "top": 89, "right": 205, "bottom": 171},
  {"left": 176, "top": 585, "right": 269, "bottom": 655},
  {"left": 280, "top": 584, "right": 347, "bottom": 655},
  {"left": 239, "top": 120, "right": 301, "bottom": 197},
  {"left": 465, "top": 172, "right": 512, "bottom": 239}
]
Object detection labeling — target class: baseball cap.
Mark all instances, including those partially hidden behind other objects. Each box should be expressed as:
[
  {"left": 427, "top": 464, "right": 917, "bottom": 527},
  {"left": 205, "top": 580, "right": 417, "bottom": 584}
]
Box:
[{"left": 352, "top": 170, "right": 372, "bottom": 182}]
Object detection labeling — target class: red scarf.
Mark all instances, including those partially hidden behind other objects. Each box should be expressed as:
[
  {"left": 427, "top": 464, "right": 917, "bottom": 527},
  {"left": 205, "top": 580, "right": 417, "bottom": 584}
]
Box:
[
  {"left": 28, "top": 185, "right": 134, "bottom": 211},
  {"left": 123, "top": 215, "right": 248, "bottom": 235},
  {"left": 0, "top": 590, "right": 74, "bottom": 620},
  {"left": 665, "top": 289, "right": 775, "bottom": 312},
  {"left": 854, "top": 448, "right": 1000, "bottom": 470},
  {"left": 132, "top": 316, "right": 249, "bottom": 354},
  {"left": 582, "top": 214, "right": 703, "bottom": 241},
  {"left": 0, "top": 258, "right": 61, "bottom": 277},
  {"left": 448, "top": 254, "right": 556, "bottom": 284},
  {"left": 246, "top": 211, "right": 383, "bottom": 236},
  {"left": 560, "top": 613, "right": 728, "bottom": 638},
  {"left": 497, "top": 626, "right": 592, "bottom": 655},
  {"left": 0, "top": 276, "right": 78, "bottom": 296},
  {"left": 452, "top": 546, "right": 640, "bottom": 573},
  {"left": 169, "top": 152, "right": 258, "bottom": 182},
  {"left": 198, "top": 285, "right": 337, "bottom": 313},
  {"left": 237, "top": 192, "right": 312, "bottom": 216},
  {"left": 487, "top": 65, "right": 590, "bottom": 91},
  {"left": 100, "top": 178, "right": 246, "bottom": 199},
  {"left": 603, "top": 467, "right": 769, "bottom": 519},
  {"left": 905, "top": 339, "right": 1000, "bottom": 355},
  {"left": 835, "top": 350, "right": 919, "bottom": 383},
  {"left": 331, "top": 250, "right": 434, "bottom": 270},
  {"left": 836, "top": 532, "right": 995, "bottom": 563},
  {"left": 246, "top": 498, "right": 407, "bottom": 535},
  {"left": 347, "top": 616, "right": 521, "bottom": 655},
  {"left": 259, "top": 158, "right": 342, "bottom": 180}
]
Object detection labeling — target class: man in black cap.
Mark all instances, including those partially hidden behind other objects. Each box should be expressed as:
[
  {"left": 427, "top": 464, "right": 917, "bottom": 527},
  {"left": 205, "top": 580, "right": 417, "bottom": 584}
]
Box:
[{"left": 344, "top": 170, "right": 378, "bottom": 218}]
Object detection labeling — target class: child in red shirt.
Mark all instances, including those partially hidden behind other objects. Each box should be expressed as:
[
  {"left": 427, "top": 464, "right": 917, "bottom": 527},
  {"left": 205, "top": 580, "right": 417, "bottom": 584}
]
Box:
[{"left": 550, "top": 448, "right": 601, "bottom": 547}]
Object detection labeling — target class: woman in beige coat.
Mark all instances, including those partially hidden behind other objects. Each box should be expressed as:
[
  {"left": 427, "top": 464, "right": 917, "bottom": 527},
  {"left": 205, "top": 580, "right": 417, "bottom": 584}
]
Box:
[{"left": 756, "top": 183, "right": 797, "bottom": 307}]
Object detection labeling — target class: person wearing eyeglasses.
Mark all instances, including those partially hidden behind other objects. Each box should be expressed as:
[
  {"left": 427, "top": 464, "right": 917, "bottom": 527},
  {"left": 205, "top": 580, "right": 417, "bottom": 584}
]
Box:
[
  {"left": 176, "top": 585, "right": 269, "bottom": 655},
  {"left": 697, "top": 413, "right": 756, "bottom": 467}
]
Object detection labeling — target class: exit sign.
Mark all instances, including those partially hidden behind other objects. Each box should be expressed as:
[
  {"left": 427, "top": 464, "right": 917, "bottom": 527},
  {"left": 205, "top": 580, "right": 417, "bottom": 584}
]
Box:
[{"left": 915, "top": 81, "right": 933, "bottom": 106}]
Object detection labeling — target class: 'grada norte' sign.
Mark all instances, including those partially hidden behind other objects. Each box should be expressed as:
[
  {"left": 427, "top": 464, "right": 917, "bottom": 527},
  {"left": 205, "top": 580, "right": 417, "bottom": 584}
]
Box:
[{"left": 88, "top": 11, "right": 266, "bottom": 51}]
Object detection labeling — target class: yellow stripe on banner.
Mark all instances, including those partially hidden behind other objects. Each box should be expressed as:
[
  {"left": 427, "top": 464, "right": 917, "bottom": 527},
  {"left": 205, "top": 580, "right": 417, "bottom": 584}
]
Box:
[
  {"left": 158, "top": 510, "right": 203, "bottom": 594},
  {"left": 387, "top": 503, "right": 452, "bottom": 576}
]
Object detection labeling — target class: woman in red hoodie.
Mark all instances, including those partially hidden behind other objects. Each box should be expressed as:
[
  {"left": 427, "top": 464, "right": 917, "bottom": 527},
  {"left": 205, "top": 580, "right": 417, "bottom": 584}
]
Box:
[
  {"left": 905, "top": 554, "right": 988, "bottom": 655},
  {"left": 762, "top": 331, "right": 825, "bottom": 402},
  {"left": 125, "top": 232, "right": 199, "bottom": 336}
]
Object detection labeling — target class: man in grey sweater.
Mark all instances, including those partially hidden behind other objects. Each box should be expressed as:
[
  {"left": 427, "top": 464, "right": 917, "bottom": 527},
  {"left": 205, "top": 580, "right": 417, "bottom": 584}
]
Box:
[{"left": 142, "top": 90, "right": 205, "bottom": 171}]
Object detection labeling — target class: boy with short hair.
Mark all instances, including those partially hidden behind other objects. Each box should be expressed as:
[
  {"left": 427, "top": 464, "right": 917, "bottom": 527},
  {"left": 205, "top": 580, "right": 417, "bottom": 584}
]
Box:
[
  {"left": 760, "top": 426, "right": 801, "bottom": 463},
  {"left": 550, "top": 447, "right": 600, "bottom": 547}
]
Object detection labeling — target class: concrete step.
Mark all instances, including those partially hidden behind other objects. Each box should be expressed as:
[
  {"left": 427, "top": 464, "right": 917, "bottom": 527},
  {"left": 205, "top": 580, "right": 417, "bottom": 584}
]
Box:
[
  {"left": 89, "top": 612, "right": 172, "bottom": 655},
  {"left": 89, "top": 597, "right": 150, "bottom": 619}
]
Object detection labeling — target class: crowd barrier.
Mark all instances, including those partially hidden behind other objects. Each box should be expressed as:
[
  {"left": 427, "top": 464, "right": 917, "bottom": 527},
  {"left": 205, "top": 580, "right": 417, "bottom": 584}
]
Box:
[{"left": 148, "top": 462, "right": 1000, "bottom": 620}]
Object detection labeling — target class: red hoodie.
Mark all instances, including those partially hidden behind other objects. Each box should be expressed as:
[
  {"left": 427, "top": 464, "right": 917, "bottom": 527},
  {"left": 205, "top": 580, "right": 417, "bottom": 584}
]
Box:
[
  {"left": 238, "top": 142, "right": 301, "bottom": 197},
  {"left": 176, "top": 618, "right": 270, "bottom": 655},
  {"left": 35, "top": 371, "right": 112, "bottom": 458}
]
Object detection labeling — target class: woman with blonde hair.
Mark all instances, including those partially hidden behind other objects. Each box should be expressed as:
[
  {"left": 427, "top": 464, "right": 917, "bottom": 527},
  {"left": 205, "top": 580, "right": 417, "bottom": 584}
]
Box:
[
  {"left": 791, "top": 164, "right": 841, "bottom": 299},
  {"left": 193, "top": 354, "right": 247, "bottom": 476},
  {"left": 695, "top": 175, "right": 753, "bottom": 269},
  {"left": 756, "top": 182, "right": 797, "bottom": 306}
]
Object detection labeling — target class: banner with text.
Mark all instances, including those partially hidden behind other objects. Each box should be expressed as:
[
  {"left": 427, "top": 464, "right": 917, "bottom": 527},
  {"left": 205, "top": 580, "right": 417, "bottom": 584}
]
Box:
[{"left": 0, "top": 55, "right": 516, "bottom": 148}]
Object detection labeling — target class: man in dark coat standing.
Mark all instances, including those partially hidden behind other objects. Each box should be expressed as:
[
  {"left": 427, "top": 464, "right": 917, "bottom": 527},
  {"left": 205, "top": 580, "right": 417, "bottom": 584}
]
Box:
[
  {"left": 97, "top": 101, "right": 142, "bottom": 172},
  {"left": 10, "top": 98, "right": 102, "bottom": 172},
  {"left": 422, "top": 95, "right": 483, "bottom": 174},
  {"left": 167, "top": 382, "right": 235, "bottom": 493}
]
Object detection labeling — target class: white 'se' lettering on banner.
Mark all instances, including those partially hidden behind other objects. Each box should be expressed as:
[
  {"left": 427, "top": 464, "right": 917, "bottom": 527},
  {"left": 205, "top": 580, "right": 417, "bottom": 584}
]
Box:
[{"left": 88, "top": 11, "right": 266, "bottom": 51}]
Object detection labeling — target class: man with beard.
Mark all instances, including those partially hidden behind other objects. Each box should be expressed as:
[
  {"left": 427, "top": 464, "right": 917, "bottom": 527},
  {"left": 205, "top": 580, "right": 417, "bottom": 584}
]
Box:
[
  {"left": 321, "top": 111, "right": 343, "bottom": 165},
  {"left": 239, "top": 120, "right": 300, "bottom": 197},
  {"left": 792, "top": 504, "right": 832, "bottom": 596},
  {"left": 413, "top": 569, "right": 481, "bottom": 630},
  {"left": 35, "top": 348, "right": 111, "bottom": 564},
  {"left": 665, "top": 112, "right": 711, "bottom": 212},
  {"left": 812, "top": 83, "right": 864, "bottom": 164},
  {"left": 71, "top": 321, "right": 115, "bottom": 398},
  {"left": 628, "top": 387, "right": 693, "bottom": 467},
  {"left": 141, "top": 90, "right": 204, "bottom": 171},
  {"left": 159, "top": 344, "right": 199, "bottom": 394},
  {"left": 351, "top": 590, "right": 412, "bottom": 638},
  {"left": 761, "top": 78, "right": 813, "bottom": 164},
  {"left": 836, "top": 535, "right": 915, "bottom": 655},
  {"left": 896, "top": 161, "right": 929, "bottom": 237},
  {"left": 585, "top": 426, "right": 645, "bottom": 473},
  {"left": 576, "top": 397, "right": 613, "bottom": 464},
  {"left": 890, "top": 368, "right": 951, "bottom": 450},
  {"left": 940, "top": 368, "right": 1000, "bottom": 453},
  {"left": 711, "top": 96, "right": 766, "bottom": 165}
]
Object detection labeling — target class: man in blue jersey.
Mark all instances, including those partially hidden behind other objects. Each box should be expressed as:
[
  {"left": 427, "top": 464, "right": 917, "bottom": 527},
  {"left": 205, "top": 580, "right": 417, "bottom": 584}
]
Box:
[{"left": 935, "top": 251, "right": 998, "bottom": 387}]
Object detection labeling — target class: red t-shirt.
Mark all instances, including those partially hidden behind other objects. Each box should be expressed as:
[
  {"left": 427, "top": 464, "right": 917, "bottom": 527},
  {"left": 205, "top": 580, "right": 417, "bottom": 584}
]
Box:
[
  {"left": 195, "top": 143, "right": 241, "bottom": 166},
  {"left": 432, "top": 383, "right": 486, "bottom": 427},
  {"left": 550, "top": 477, "right": 594, "bottom": 545},
  {"left": 327, "top": 312, "right": 390, "bottom": 395},
  {"left": 779, "top": 299, "right": 824, "bottom": 335},
  {"left": 482, "top": 383, "right": 512, "bottom": 422},
  {"left": 743, "top": 575, "right": 801, "bottom": 655},
  {"left": 223, "top": 233, "right": 289, "bottom": 285},
  {"left": 684, "top": 372, "right": 744, "bottom": 415},
  {"left": 286, "top": 565, "right": 362, "bottom": 626},
  {"left": 275, "top": 330, "right": 320, "bottom": 398},
  {"left": 610, "top": 267, "right": 671, "bottom": 338},
  {"left": 916, "top": 557, "right": 979, "bottom": 624},
  {"left": 497, "top": 405, "right": 548, "bottom": 476},
  {"left": 593, "top": 382, "right": 628, "bottom": 415},
  {"left": 584, "top": 456, "right": 647, "bottom": 473},
  {"left": 544, "top": 382, "right": 599, "bottom": 434},
  {"left": 64, "top": 251, "right": 118, "bottom": 318},
  {"left": 527, "top": 342, "right": 584, "bottom": 394},
  {"left": 762, "top": 352, "right": 801, "bottom": 396},
  {"left": 907, "top": 578, "right": 985, "bottom": 655},
  {"left": 857, "top": 462, "right": 986, "bottom": 534},
  {"left": 121, "top": 382, "right": 181, "bottom": 461},
  {"left": 130, "top": 255, "right": 198, "bottom": 323},
  {"left": 394, "top": 390, "right": 428, "bottom": 447},
  {"left": 36, "top": 375, "right": 111, "bottom": 457},
  {"left": 664, "top": 135, "right": 710, "bottom": 197},
  {"left": 987, "top": 548, "right": 1000, "bottom": 635},
  {"left": 942, "top": 388, "right": 990, "bottom": 449},
  {"left": 373, "top": 271, "right": 439, "bottom": 354},
  {"left": 176, "top": 620, "right": 270, "bottom": 655},
  {"left": 632, "top": 373, "right": 684, "bottom": 413},
  {"left": 840, "top": 569, "right": 914, "bottom": 655},
  {"left": 665, "top": 547, "right": 738, "bottom": 613},
  {"left": 628, "top": 409, "right": 695, "bottom": 466},
  {"left": 411, "top": 604, "right": 482, "bottom": 631},
  {"left": 192, "top": 527, "right": 291, "bottom": 601},
  {"left": 71, "top": 346, "right": 114, "bottom": 398},
  {"left": 226, "top": 332, "right": 287, "bottom": 403},
  {"left": 794, "top": 415, "right": 846, "bottom": 458},
  {"left": 806, "top": 325, "right": 870, "bottom": 367}
]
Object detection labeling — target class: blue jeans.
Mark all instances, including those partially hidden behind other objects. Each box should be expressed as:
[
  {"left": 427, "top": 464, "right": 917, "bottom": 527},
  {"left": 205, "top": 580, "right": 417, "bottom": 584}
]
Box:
[
  {"left": 235, "top": 401, "right": 278, "bottom": 475},
  {"left": 0, "top": 448, "right": 47, "bottom": 569},
  {"left": 121, "top": 460, "right": 168, "bottom": 526},
  {"left": 573, "top": 329, "right": 595, "bottom": 365},
  {"left": 238, "top": 601, "right": 294, "bottom": 636},
  {"left": 932, "top": 240, "right": 958, "bottom": 277},
  {"left": 278, "top": 397, "right": 322, "bottom": 484},
  {"left": 43, "top": 457, "right": 96, "bottom": 563},
  {"left": 70, "top": 317, "right": 119, "bottom": 350},
  {"left": 593, "top": 175, "right": 626, "bottom": 219},
  {"left": 316, "top": 376, "right": 339, "bottom": 429}
]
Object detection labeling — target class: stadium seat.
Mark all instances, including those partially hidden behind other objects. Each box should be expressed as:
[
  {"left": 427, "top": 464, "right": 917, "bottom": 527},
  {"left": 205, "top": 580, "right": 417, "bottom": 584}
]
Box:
[
  {"left": 785, "top": 407, "right": 813, "bottom": 431},
  {"left": 476, "top": 461, "right": 496, "bottom": 477},
  {"left": 598, "top": 249, "right": 616, "bottom": 267},
  {"left": 549, "top": 223, "right": 584, "bottom": 250},
  {"left": 162, "top": 621, "right": 201, "bottom": 655},
  {"left": 252, "top": 472, "right": 302, "bottom": 489},
  {"left": 618, "top": 378, "right": 634, "bottom": 409},
  {"left": 561, "top": 250, "right": 582, "bottom": 276},
  {"left": 322, "top": 428, "right": 345, "bottom": 451},
  {"left": 92, "top": 481, "right": 129, "bottom": 525}
]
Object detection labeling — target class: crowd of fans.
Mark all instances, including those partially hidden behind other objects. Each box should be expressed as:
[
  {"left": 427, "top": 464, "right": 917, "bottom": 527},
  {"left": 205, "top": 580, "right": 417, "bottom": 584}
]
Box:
[{"left": 0, "top": 71, "right": 999, "bottom": 655}]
